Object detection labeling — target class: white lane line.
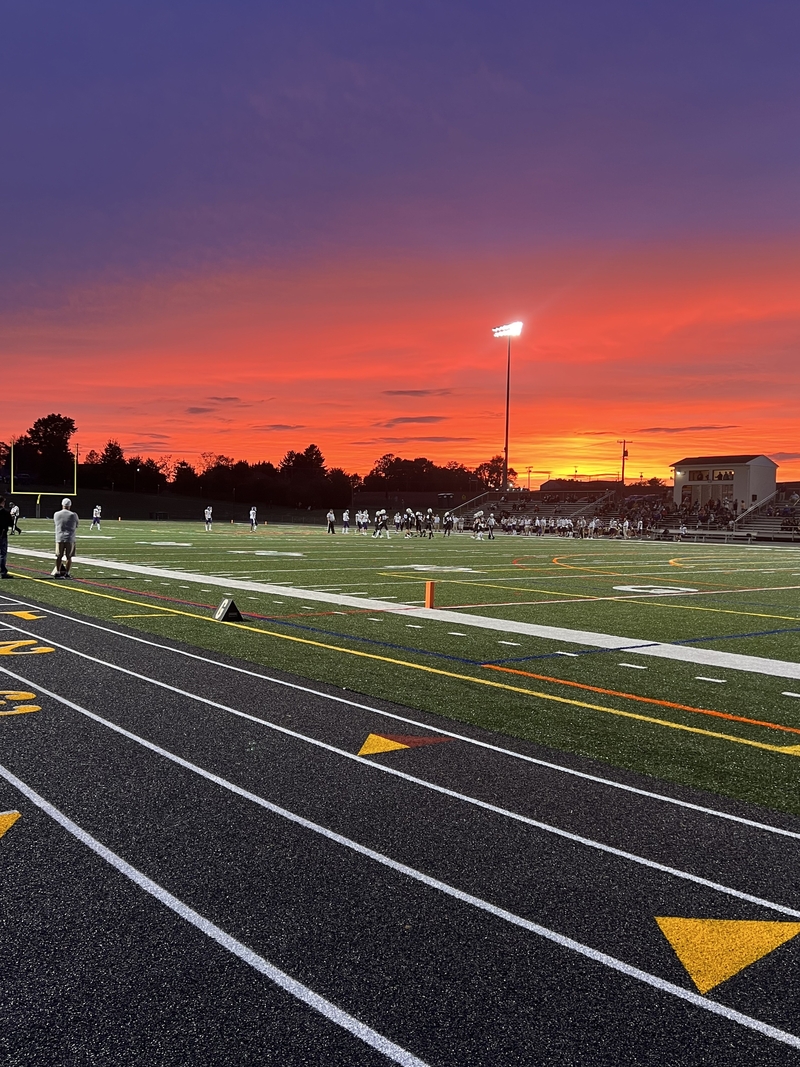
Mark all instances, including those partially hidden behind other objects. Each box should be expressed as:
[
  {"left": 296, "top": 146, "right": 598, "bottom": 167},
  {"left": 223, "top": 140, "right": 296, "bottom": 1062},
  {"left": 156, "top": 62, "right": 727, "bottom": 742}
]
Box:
[
  {"left": 498, "top": 641, "right": 521, "bottom": 646},
  {"left": 696, "top": 677, "right": 727, "bottom": 684},
  {"left": 1, "top": 673, "right": 799, "bottom": 1052},
  {"left": 619, "top": 663, "right": 648, "bottom": 670},
  {"left": 10, "top": 546, "right": 800, "bottom": 680},
  {"left": 406, "top": 625, "right": 423, "bottom": 629},
  {"left": 555, "top": 652, "right": 580, "bottom": 657},
  {"left": 4, "top": 604, "right": 800, "bottom": 842},
  {"left": 2, "top": 656, "right": 798, "bottom": 916},
  {"left": 0, "top": 762, "right": 430, "bottom": 1067},
  {"left": 782, "top": 692, "right": 800, "bottom": 699}
]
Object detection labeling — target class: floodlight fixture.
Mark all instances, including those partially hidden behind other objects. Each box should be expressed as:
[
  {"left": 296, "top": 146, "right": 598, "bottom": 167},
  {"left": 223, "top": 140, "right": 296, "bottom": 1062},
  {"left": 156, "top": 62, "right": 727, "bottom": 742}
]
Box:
[
  {"left": 492, "top": 321, "right": 523, "bottom": 489},
  {"left": 492, "top": 321, "right": 523, "bottom": 338}
]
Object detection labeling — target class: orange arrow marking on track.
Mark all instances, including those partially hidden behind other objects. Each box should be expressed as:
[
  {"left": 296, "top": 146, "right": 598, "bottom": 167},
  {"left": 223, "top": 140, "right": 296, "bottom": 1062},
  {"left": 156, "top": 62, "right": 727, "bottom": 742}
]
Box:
[
  {"left": 358, "top": 733, "right": 452, "bottom": 756},
  {"left": 0, "top": 811, "right": 21, "bottom": 839},
  {"left": 656, "top": 917, "right": 800, "bottom": 994}
]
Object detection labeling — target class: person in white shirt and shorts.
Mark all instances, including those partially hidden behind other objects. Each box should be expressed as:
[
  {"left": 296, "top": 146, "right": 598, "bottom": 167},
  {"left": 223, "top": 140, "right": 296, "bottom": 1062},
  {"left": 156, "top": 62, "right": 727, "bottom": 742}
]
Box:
[{"left": 52, "top": 499, "right": 79, "bottom": 578}]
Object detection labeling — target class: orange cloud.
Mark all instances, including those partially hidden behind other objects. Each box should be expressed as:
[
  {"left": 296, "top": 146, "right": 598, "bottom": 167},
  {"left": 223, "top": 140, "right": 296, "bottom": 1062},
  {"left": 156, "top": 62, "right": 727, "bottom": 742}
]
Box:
[{"left": 5, "top": 238, "right": 800, "bottom": 482}]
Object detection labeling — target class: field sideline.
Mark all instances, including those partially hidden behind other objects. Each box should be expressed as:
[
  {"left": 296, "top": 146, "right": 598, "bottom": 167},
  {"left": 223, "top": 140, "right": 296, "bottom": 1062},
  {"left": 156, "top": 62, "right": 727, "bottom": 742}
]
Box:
[{"left": 6, "top": 519, "right": 800, "bottom": 815}]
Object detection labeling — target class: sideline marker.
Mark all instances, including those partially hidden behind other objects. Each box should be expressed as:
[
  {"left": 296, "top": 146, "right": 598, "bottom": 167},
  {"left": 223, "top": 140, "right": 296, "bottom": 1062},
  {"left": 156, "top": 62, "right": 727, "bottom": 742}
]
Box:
[
  {"left": 425, "top": 580, "right": 435, "bottom": 609},
  {"left": 214, "top": 598, "right": 243, "bottom": 622}
]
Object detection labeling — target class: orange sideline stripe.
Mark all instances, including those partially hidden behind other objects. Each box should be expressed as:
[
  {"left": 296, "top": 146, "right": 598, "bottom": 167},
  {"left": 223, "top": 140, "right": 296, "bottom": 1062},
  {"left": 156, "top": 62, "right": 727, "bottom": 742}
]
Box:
[{"left": 482, "top": 664, "right": 800, "bottom": 736}]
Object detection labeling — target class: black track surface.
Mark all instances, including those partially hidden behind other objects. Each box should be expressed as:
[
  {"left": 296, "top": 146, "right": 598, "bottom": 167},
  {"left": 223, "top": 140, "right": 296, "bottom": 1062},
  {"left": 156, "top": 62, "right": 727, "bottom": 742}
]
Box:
[{"left": 1, "top": 592, "right": 799, "bottom": 1066}]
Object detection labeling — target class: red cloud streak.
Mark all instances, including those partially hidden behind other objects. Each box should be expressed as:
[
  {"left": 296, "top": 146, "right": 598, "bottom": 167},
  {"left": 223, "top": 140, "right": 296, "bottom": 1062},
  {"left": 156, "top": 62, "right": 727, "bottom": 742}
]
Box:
[{"left": 5, "top": 238, "right": 800, "bottom": 481}]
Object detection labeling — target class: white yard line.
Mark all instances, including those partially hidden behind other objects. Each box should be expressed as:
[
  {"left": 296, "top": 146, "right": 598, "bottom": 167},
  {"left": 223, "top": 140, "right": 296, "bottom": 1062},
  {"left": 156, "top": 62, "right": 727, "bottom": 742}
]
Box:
[{"left": 9, "top": 546, "right": 800, "bottom": 680}]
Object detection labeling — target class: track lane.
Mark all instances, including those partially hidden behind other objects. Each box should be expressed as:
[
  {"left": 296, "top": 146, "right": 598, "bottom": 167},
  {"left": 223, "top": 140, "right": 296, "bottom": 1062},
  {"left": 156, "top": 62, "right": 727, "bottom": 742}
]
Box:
[
  {"left": 4, "top": 618, "right": 800, "bottom": 1058},
  {"left": 3, "top": 597, "right": 800, "bottom": 903}
]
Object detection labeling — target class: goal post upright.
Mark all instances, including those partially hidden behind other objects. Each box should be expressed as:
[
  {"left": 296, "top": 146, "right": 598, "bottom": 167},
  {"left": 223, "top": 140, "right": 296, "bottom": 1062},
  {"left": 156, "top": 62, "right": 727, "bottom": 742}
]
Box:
[{"left": 9, "top": 439, "right": 79, "bottom": 517}]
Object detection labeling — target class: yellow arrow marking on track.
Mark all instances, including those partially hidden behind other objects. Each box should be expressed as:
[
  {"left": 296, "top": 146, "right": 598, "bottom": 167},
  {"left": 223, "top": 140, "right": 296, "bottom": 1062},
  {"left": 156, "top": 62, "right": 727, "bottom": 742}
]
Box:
[
  {"left": 656, "top": 917, "right": 800, "bottom": 994},
  {"left": 0, "top": 810, "right": 21, "bottom": 839},
  {"left": 2, "top": 611, "right": 45, "bottom": 620},
  {"left": 358, "top": 734, "right": 410, "bottom": 756}
]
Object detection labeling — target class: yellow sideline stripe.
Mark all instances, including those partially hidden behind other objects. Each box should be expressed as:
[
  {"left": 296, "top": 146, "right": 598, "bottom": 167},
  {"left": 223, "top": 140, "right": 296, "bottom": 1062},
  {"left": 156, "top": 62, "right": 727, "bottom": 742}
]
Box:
[
  {"left": 381, "top": 572, "right": 607, "bottom": 599},
  {"left": 642, "top": 602, "right": 800, "bottom": 623},
  {"left": 9, "top": 571, "right": 800, "bottom": 757},
  {"left": 384, "top": 571, "right": 800, "bottom": 623}
]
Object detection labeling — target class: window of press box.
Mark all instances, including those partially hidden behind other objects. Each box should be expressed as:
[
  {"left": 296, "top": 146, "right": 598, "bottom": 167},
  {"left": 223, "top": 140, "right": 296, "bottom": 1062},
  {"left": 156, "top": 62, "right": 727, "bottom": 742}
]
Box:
[
  {"left": 689, "top": 470, "right": 709, "bottom": 481},
  {"left": 712, "top": 470, "right": 735, "bottom": 481}
]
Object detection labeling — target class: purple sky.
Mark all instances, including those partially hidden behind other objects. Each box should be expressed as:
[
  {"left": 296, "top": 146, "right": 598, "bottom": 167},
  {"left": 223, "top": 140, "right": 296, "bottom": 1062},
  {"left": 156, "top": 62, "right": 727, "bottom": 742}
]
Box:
[{"left": 4, "top": 1, "right": 800, "bottom": 478}]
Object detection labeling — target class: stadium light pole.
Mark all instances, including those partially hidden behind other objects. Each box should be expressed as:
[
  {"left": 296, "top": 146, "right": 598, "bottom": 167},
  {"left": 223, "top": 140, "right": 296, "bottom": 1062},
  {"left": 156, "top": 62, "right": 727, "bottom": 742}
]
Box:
[{"left": 492, "top": 321, "right": 523, "bottom": 490}]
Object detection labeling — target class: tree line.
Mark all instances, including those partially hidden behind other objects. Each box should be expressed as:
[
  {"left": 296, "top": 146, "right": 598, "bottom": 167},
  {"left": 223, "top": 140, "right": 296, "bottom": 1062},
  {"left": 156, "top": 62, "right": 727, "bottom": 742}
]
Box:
[{"left": 1, "top": 413, "right": 517, "bottom": 509}]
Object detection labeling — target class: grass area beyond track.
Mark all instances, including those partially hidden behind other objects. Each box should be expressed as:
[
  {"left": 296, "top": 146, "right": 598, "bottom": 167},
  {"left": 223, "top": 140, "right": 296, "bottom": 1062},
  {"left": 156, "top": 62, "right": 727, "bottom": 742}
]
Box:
[{"left": 6, "top": 519, "right": 800, "bottom": 816}]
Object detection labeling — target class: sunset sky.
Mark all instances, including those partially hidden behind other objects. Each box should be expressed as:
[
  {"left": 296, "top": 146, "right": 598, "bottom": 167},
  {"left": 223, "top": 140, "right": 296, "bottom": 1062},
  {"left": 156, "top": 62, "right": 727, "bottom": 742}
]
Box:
[{"left": 4, "top": 2, "right": 800, "bottom": 482}]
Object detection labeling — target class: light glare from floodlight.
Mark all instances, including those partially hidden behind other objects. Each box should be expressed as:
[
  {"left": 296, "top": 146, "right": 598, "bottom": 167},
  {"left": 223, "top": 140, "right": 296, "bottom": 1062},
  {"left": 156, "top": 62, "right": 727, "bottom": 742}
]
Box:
[{"left": 492, "top": 321, "right": 523, "bottom": 337}]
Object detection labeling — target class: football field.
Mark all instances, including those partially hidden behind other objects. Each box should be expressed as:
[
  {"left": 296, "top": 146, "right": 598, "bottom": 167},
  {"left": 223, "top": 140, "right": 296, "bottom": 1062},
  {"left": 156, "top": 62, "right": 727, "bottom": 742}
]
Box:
[{"left": 6, "top": 519, "right": 800, "bottom": 816}]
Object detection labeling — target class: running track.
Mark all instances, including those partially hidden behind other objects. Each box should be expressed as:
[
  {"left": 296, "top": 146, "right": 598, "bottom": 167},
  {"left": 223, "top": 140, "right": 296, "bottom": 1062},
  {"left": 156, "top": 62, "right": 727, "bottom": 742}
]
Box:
[{"left": 1, "top": 592, "right": 800, "bottom": 1065}]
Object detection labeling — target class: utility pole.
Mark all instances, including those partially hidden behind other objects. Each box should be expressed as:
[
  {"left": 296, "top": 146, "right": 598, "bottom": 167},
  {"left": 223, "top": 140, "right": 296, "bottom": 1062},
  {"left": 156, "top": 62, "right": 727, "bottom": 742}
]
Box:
[{"left": 617, "top": 439, "right": 629, "bottom": 496}]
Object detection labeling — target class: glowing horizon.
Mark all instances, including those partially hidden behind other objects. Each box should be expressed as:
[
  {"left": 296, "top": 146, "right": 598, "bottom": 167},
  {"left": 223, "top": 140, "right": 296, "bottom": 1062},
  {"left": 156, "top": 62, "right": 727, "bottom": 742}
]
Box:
[{"left": 6, "top": 239, "right": 800, "bottom": 483}]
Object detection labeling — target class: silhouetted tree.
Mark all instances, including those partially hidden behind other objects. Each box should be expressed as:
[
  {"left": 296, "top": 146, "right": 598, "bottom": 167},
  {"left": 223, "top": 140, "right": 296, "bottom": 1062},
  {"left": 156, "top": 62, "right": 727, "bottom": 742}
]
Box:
[
  {"left": 474, "top": 455, "right": 517, "bottom": 489},
  {"left": 11, "top": 413, "right": 77, "bottom": 486}
]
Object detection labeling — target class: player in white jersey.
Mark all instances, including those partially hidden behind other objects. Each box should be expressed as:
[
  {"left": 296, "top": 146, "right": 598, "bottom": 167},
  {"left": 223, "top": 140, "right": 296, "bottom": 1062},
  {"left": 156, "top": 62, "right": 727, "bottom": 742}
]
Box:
[
  {"left": 204, "top": 506, "right": 213, "bottom": 531},
  {"left": 342, "top": 509, "right": 350, "bottom": 533},
  {"left": 9, "top": 502, "right": 21, "bottom": 534},
  {"left": 249, "top": 506, "right": 257, "bottom": 531},
  {"left": 90, "top": 505, "right": 102, "bottom": 531},
  {"left": 326, "top": 509, "right": 336, "bottom": 534}
]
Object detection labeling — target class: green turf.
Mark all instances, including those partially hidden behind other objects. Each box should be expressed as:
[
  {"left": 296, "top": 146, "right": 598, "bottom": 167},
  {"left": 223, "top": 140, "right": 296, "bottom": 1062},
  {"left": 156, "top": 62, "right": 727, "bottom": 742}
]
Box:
[{"left": 6, "top": 519, "right": 800, "bottom": 816}]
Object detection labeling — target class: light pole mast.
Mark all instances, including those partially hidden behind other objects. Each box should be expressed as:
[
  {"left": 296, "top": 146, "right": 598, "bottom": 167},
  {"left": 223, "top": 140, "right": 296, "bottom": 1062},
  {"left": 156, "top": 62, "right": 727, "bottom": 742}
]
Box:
[{"left": 492, "top": 321, "right": 523, "bottom": 490}]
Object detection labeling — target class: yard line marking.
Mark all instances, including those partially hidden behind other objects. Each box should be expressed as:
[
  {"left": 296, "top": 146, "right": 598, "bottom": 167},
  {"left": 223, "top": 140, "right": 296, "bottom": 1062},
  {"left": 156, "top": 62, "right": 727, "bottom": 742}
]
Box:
[
  {"left": 0, "top": 763, "right": 431, "bottom": 1067},
  {"left": 11, "top": 546, "right": 800, "bottom": 680},
  {"left": 555, "top": 651, "right": 580, "bottom": 657},
  {"left": 447, "top": 632, "right": 467, "bottom": 637},
  {"left": 1, "top": 674, "right": 799, "bottom": 1052},
  {"left": 2, "top": 658, "right": 799, "bottom": 912},
  {"left": 696, "top": 677, "right": 727, "bottom": 684},
  {"left": 5, "top": 594, "right": 800, "bottom": 840},
  {"left": 498, "top": 641, "right": 521, "bottom": 646},
  {"left": 618, "top": 663, "right": 648, "bottom": 669},
  {"left": 782, "top": 692, "right": 800, "bottom": 698}
]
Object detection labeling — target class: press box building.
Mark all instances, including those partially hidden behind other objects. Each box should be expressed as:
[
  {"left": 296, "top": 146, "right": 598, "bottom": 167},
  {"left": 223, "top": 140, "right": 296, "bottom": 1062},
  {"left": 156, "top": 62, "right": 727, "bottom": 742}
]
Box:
[{"left": 671, "top": 454, "right": 777, "bottom": 510}]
